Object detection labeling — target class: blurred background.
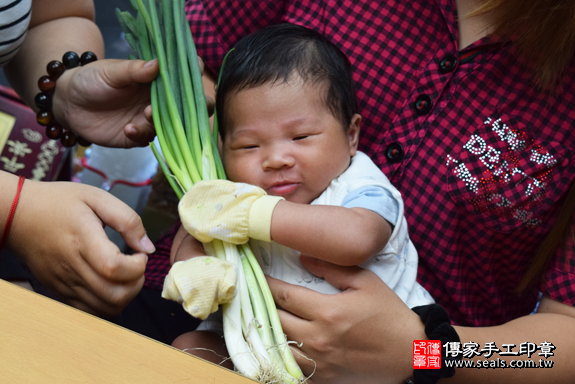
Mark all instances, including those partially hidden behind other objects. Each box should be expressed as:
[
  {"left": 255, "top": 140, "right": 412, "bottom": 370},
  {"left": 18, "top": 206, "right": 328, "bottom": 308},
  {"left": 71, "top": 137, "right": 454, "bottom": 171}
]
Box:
[{"left": 1, "top": 0, "right": 136, "bottom": 86}]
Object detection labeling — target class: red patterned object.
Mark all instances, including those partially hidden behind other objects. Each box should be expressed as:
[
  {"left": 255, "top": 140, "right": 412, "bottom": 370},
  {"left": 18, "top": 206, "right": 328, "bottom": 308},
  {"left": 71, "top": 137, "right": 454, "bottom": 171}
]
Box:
[{"left": 0, "top": 85, "right": 67, "bottom": 181}]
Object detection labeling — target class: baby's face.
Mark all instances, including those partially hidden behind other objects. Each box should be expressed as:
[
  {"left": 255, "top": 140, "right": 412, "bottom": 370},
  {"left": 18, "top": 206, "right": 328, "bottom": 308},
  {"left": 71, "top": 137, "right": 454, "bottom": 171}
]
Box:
[{"left": 222, "top": 79, "right": 359, "bottom": 204}]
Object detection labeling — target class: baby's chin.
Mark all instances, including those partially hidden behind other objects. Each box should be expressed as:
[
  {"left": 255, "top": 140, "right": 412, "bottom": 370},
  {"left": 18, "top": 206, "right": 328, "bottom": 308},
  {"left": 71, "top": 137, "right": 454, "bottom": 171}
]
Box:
[{"left": 280, "top": 190, "right": 322, "bottom": 205}]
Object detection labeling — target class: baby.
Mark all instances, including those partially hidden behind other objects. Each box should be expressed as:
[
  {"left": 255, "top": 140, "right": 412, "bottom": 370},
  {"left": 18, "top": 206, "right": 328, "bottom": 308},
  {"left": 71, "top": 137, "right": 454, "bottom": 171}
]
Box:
[{"left": 167, "top": 23, "right": 433, "bottom": 366}]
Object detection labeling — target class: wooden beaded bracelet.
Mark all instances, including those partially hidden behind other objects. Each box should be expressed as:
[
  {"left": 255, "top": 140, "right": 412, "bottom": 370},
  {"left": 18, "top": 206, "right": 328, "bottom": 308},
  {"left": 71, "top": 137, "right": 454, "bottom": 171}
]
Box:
[{"left": 35, "top": 51, "right": 97, "bottom": 147}]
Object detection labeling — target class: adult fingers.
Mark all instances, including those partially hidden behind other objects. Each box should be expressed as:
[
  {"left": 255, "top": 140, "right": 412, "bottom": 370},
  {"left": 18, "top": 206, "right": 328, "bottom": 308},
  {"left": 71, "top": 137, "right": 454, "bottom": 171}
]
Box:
[
  {"left": 300, "top": 255, "right": 374, "bottom": 291},
  {"left": 123, "top": 103, "right": 156, "bottom": 147},
  {"left": 99, "top": 58, "right": 159, "bottom": 88},
  {"left": 292, "top": 347, "right": 318, "bottom": 380},
  {"left": 275, "top": 308, "right": 316, "bottom": 366},
  {"left": 123, "top": 117, "right": 156, "bottom": 147},
  {"left": 66, "top": 298, "right": 101, "bottom": 317},
  {"left": 79, "top": 215, "right": 148, "bottom": 283},
  {"left": 50, "top": 248, "right": 144, "bottom": 317},
  {"left": 276, "top": 307, "right": 313, "bottom": 342},
  {"left": 289, "top": 348, "right": 317, "bottom": 380},
  {"left": 85, "top": 186, "right": 155, "bottom": 255},
  {"left": 266, "top": 276, "right": 326, "bottom": 321},
  {"left": 143, "top": 104, "right": 153, "bottom": 124},
  {"left": 76, "top": 256, "right": 145, "bottom": 316},
  {"left": 124, "top": 104, "right": 155, "bottom": 147},
  {"left": 65, "top": 274, "right": 144, "bottom": 317}
]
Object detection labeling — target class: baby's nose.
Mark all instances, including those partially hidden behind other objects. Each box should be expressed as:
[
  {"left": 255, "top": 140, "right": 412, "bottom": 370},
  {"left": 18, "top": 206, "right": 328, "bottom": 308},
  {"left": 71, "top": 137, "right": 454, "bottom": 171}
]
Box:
[{"left": 262, "top": 148, "right": 295, "bottom": 170}]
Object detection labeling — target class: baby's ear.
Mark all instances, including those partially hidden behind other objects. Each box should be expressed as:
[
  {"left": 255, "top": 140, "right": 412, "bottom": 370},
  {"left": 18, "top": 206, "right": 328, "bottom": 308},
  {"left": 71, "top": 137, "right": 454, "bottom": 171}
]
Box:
[{"left": 348, "top": 114, "right": 361, "bottom": 156}]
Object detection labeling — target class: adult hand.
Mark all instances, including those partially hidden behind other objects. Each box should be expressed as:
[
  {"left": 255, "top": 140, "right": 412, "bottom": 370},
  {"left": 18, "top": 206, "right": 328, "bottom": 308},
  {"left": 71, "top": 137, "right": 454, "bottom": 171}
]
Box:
[
  {"left": 267, "top": 256, "right": 425, "bottom": 384},
  {"left": 7, "top": 180, "right": 156, "bottom": 317},
  {"left": 52, "top": 58, "right": 159, "bottom": 148}
]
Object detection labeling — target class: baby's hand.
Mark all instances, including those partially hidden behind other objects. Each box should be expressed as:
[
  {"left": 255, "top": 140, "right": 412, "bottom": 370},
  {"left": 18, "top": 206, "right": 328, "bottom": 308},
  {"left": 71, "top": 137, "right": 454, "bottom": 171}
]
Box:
[
  {"left": 165, "top": 226, "right": 237, "bottom": 320},
  {"left": 178, "top": 180, "right": 284, "bottom": 244},
  {"left": 162, "top": 255, "right": 237, "bottom": 320}
]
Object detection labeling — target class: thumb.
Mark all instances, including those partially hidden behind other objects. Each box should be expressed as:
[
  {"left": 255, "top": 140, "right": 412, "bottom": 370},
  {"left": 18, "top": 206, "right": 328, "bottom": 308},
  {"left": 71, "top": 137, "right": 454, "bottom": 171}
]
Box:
[
  {"left": 85, "top": 187, "right": 156, "bottom": 254},
  {"left": 102, "top": 58, "right": 159, "bottom": 88},
  {"left": 300, "top": 255, "right": 376, "bottom": 291}
]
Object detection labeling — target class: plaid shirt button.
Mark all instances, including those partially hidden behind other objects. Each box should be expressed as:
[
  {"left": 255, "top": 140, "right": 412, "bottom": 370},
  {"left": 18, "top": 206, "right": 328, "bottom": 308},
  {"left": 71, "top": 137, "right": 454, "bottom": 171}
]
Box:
[
  {"left": 414, "top": 94, "right": 433, "bottom": 114},
  {"left": 385, "top": 142, "right": 404, "bottom": 163},
  {"left": 439, "top": 54, "right": 457, "bottom": 73}
]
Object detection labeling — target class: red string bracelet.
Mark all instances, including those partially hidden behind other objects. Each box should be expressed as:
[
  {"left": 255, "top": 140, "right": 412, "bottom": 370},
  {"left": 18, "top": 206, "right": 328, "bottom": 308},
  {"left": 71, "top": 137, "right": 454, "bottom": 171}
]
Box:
[{"left": 0, "top": 175, "right": 26, "bottom": 252}]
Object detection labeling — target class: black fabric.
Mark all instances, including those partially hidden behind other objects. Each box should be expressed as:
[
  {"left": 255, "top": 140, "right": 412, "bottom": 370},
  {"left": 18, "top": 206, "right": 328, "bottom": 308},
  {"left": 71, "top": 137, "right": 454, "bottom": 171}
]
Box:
[
  {"left": 0, "top": 250, "right": 33, "bottom": 280},
  {"left": 411, "top": 304, "right": 461, "bottom": 384},
  {"left": 111, "top": 287, "right": 202, "bottom": 346}
]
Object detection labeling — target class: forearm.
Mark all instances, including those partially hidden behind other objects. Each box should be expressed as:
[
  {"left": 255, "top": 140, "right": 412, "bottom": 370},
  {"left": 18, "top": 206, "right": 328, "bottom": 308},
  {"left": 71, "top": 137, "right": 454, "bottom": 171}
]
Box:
[
  {"left": 3, "top": 0, "right": 104, "bottom": 109},
  {"left": 445, "top": 312, "right": 575, "bottom": 383},
  {"left": 270, "top": 201, "right": 390, "bottom": 265}
]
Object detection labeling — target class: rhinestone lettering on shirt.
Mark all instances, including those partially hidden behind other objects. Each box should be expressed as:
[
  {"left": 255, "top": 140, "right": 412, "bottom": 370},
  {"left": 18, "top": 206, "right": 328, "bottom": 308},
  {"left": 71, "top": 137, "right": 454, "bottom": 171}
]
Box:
[{"left": 446, "top": 117, "right": 556, "bottom": 227}]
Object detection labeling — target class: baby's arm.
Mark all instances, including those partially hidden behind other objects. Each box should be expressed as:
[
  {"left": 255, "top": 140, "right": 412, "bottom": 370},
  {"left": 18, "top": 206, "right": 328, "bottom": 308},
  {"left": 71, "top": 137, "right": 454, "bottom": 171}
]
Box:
[
  {"left": 270, "top": 201, "right": 391, "bottom": 266},
  {"left": 171, "top": 225, "right": 207, "bottom": 264},
  {"left": 172, "top": 330, "right": 233, "bottom": 370}
]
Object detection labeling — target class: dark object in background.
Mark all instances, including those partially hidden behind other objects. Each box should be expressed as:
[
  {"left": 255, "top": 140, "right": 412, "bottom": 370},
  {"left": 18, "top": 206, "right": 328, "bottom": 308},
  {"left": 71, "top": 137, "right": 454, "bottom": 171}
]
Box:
[{"left": 110, "top": 287, "right": 202, "bottom": 345}]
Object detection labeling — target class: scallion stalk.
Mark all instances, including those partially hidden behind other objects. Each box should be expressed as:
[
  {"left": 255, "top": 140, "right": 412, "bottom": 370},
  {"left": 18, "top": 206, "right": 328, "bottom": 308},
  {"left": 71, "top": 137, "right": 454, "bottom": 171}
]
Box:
[{"left": 117, "top": 3, "right": 305, "bottom": 382}]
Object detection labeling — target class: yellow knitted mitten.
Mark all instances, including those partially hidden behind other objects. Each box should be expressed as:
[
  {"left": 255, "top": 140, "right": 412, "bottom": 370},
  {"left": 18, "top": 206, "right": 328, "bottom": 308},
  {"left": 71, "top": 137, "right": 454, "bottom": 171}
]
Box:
[
  {"left": 161, "top": 256, "right": 237, "bottom": 320},
  {"left": 178, "top": 180, "right": 284, "bottom": 244}
]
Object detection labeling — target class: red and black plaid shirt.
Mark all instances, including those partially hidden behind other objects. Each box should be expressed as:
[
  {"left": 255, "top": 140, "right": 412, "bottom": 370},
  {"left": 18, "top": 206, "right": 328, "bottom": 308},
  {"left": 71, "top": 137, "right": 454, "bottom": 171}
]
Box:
[{"left": 146, "top": 0, "right": 575, "bottom": 327}]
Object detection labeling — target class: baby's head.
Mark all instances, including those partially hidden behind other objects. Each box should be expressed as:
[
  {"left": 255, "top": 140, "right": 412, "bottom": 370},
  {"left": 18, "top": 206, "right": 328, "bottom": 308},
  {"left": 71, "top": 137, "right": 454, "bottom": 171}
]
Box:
[{"left": 217, "top": 23, "right": 360, "bottom": 204}]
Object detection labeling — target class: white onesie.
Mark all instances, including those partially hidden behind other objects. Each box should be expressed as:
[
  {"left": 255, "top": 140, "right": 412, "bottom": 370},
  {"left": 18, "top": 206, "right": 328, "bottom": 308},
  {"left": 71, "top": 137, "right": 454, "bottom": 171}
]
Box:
[{"left": 197, "top": 151, "right": 434, "bottom": 334}]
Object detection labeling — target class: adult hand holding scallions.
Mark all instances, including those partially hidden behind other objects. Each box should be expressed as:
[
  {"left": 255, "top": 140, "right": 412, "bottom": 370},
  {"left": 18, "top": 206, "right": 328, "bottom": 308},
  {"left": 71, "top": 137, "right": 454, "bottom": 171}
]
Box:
[{"left": 116, "top": 1, "right": 305, "bottom": 382}]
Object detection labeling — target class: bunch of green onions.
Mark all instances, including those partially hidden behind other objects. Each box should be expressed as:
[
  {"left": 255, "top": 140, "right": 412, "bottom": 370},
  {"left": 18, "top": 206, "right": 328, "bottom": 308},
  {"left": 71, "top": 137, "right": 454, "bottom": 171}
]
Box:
[{"left": 116, "top": 1, "right": 305, "bottom": 382}]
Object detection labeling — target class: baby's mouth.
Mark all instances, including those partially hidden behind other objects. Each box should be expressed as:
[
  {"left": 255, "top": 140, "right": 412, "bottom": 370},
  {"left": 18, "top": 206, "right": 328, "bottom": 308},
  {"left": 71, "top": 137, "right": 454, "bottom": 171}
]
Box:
[{"left": 268, "top": 182, "right": 299, "bottom": 196}]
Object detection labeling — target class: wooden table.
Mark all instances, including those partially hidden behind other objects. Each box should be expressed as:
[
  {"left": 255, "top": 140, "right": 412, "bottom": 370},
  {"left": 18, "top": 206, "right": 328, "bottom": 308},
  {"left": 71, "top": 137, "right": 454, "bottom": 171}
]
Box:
[{"left": 0, "top": 279, "right": 255, "bottom": 383}]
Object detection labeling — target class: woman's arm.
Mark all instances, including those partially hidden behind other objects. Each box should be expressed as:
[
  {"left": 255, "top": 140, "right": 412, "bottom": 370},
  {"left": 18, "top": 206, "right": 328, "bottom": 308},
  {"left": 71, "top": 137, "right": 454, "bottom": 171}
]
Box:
[
  {"left": 3, "top": 0, "right": 103, "bottom": 106},
  {"left": 1, "top": 169, "right": 155, "bottom": 317},
  {"left": 3, "top": 0, "right": 159, "bottom": 148},
  {"left": 271, "top": 201, "right": 391, "bottom": 266},
  {"left": 449, "top": 296, "right": 575, "bottom": 383},
  {"left": 269, "top": 257, "right": 575, "bottom": 384},
  {"left": 0, "top": 0, "right": 157, "bottom": 315}
]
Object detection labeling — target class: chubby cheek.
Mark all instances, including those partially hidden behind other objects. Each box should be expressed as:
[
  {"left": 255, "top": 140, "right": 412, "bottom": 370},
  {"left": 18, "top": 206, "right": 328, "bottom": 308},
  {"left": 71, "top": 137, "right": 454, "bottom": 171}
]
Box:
[
  {"left": 223, "top": 154, "right": 260, "bottom": 185},
  {"left": 309, "top": 169, "right": 334, "bottom": 197},
  {"left": 301, "top": 150, "right": 349, "bottom": 201},
  {"left": 293, "top": 160, "right": 331, "bottom": 203}
]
